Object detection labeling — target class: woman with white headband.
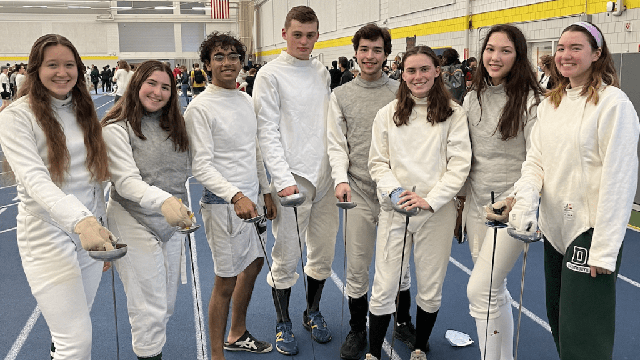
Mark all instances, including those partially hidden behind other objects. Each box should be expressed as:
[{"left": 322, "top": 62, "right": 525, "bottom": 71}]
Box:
[{"left": 497, "top": 21, "right": 639, "bottom": 359}]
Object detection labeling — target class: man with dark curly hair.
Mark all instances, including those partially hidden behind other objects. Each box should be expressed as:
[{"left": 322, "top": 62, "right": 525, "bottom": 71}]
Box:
[{"left": 185, "top": 31, "right": 276, "bottom": 360}]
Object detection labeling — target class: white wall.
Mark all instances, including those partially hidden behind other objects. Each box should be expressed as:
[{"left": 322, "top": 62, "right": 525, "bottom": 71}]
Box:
[{"left": 254, "top": 0, "right": 640, "bottom": 68}]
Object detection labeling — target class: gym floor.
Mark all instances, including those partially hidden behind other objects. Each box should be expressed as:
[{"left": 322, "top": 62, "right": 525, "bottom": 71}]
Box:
[{"left": 1, "top": 93, "right": 638, "bottom": 360}]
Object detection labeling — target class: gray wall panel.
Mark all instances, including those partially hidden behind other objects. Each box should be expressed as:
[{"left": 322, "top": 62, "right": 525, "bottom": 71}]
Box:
[
  {"left": 182, "top": 23, "right": 205, "bottom": 53},
  {"left": 118, "top": 23, "right": 176, "bottom": 52}
]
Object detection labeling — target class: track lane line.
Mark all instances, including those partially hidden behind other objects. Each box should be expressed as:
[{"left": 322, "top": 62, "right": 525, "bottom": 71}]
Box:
[
  {"left": 448, "top": 256, "right": 552, "bottom": 332},
  {"left": 3, "top": 306, "right": 41, "bottom": 360}
]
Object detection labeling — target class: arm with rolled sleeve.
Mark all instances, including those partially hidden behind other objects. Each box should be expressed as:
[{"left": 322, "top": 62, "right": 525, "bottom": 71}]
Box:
[
  {"left": 368, "top": 107, "right": 401, "bottom": 205},
  {"left": 589, "top": 98, "right": 639, "bottom": 271},
  {"left": 253, "top": 72, "right": 296, "bottom": 192},
  {"left": 103, "top": 124, "right": 172, "bottom": 211},
  {"left": 185, "top": 105, "right": 241, "bottom": 203},
  {"left": 326, "top": 92, "right": 350, "bottom": 188},
  {"left": 424, "top": 108, "right": 472, "bottom": 212},
  {"left": 0, "top": 109, "right": 92, "bottom": 233}
]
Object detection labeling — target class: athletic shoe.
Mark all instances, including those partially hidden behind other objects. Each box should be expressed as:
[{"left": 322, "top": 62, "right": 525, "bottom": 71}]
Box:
[
  {"left": 340, "top": 329, "right": 367, "bottom": 359},
  {"left": 409, "top": 349, "right": 427, "bottom": 360},
  {"left": 365, "top": 354, "right": 379, "bottom": 360},
  {"left": 224, "top": 330, "right": 273, "bottom": 353},
  {"left": 303, "top": 310, "right": 332, "bottom": 343},
  {"left": 393, "top": 321, "right": 416, "bottom": 350},
  {"left": 275, "top": 321, "right": 298, "bottom": 355}
]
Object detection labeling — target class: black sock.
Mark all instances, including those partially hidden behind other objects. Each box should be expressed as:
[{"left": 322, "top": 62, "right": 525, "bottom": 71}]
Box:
[
  {"left": 415, "top": 306, "right": 438, "bottom": 352},
  {"left": 396, "top": 289, "right": 412, "bottom": 325},
  {"left": 306, "top": 276, "right": 325, "bottom": 313},
  {"left": 272, "top": 287, "right": 292, "bottom": 323},
  {"left": 368, "top": 312, "right": 391, "bottom": 359},
  {"left": 348, "top": 294, "right": 368, "bottom": 332},
  {"left": 137, "top": 353, "right": 161, "bottom": 360},
  {"left": 50, "top": 342, "right": 55, "bottom": 360}
]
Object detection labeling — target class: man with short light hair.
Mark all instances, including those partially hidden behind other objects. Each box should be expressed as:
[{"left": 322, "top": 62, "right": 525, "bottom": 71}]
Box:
[{"left": 253, "top": 5, "right": 339, "bottom": 356}]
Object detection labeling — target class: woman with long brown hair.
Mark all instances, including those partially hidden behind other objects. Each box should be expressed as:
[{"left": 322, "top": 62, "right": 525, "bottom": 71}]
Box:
[
  {"left": 458, "top": 24, "right": 543, "bottom": 360},
  {"left": 101, "top": 60, "right": 192, "bottom": 360},
  {"left": 0, "top": 34, "right": 112, "bottom": 359},
  {"left": 504, "top": 21, "right": 638, "bottom": 359},
  {"left": 113, "top": 59, "right": 132, "bottom": 103},
  {"left": 367, "top": 45, "right": 471, "bottom": 360}
]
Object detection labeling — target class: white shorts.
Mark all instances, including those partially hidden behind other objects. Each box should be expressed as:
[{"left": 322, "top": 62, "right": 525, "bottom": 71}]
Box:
[{"left": 201, "top": 202, "right": 263, "bottom": 278}]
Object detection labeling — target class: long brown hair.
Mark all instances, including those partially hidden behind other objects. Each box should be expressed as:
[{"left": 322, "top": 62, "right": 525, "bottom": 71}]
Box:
[
  {"left": 18, "top": 34, "right": 109, "bottom": 185},
  {"left": 101, "top": 60, "right": 189, "bottom": 152},
  {"left": 471, "top": 24, "right": 543, "bottom": 140},
  {"left": 394, "top": 45, "right": 453, "bottom": 126},
  {"left": 117, "top": 60, "right": 131, "bottom": 72},
  {"left": 548, "top": 22, "right": 618, "bottom": 107}
]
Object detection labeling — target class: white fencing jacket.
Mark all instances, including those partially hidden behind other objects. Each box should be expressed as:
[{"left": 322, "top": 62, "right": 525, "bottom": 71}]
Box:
[
  {"left": 0, "top": 95, "right": 104, "bottom": 234},
  {"left": 253, "top": 52, "right": 332, "bottom": 194},
  {"left": 369, "top": 96, "right": 471, "bottom": 213},
  {"left": 185, "top": 85, "right": 269, "bottom": 203},
  {"left": 515, "top": 85, "right": 639, "bottom": 271}
]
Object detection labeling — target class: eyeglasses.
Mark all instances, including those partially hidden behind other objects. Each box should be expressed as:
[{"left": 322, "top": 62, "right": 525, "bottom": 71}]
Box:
[{"left": 212, "top": 54, "right": 241, "bottom": 63}]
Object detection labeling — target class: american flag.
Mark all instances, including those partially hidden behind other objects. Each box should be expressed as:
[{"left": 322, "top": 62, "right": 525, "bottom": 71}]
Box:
[{"left": 212, "top": 0, "right": 229, "bottom": 19}]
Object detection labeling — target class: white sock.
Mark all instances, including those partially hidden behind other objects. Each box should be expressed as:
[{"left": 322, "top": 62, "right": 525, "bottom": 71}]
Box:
[
  {"left": 475, "top": 317, "right": 501, "bottom": 360},
  {"left": 496, "top": 301, "right": 514, "bottom": 360}
]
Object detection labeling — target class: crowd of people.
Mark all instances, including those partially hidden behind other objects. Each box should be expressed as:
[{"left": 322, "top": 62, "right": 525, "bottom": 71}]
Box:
[{"left": 0, "top": 5, "right": 637, "bottom": 360}]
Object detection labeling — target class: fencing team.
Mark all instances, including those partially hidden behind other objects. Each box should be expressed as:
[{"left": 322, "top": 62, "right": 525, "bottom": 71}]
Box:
[{"left": 0, "top": 4, "right": 637, "bottom": 360}]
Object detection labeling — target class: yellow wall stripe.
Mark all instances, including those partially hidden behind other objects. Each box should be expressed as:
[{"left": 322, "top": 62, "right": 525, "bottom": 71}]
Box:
[{"left": 256, "top": 0, "right": 639, "bottom": 58}]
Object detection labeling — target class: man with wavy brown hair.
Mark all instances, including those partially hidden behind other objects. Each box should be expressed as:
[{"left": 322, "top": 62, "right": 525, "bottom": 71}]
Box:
[{"left": 327, "top": 23, "right": 417, "bottom": 360}]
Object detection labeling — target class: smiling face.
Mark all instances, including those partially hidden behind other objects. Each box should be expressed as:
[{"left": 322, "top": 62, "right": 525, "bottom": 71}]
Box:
[
  {"left": 38, "top": 44, "right": 78, "bottom": 100},
  {"left": 402, "top": 53, "right": 440, "bottom": 98},
  {"left": 206, "top": 46, "right": 241, "bottom": 89},
  {"left": 482, "top": 32, "right": 516, "bottom": 86},
  {"left": 555, "top": 30, "right": 601, "bottom": 88},
  {"left": 282, "top": 20, "right": 319, "bottom": 60},
  {"left": 138, "top": 70, "right": 172, "bottom": 113},
  {"left": 355, "top": 37, "right": 387, "bottom": 82}
]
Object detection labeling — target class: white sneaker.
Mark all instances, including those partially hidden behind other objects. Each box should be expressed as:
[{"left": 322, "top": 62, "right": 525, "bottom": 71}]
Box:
[
  {"left": 365, "top": 354, "right": 379, "bottom": 360},
  {"left": 410, "top": 349, "right": 427, "bottom": 360}
]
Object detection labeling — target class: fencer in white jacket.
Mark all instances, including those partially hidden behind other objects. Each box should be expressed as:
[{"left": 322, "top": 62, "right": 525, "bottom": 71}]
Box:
[
  {"left": 502, "top": 22, "right": 639, "bottom": 360},
  {"left": 253, "top": 6, "right": 339, "bottom": 355},
  {"left": 0, "top": 34, "right": 113, "bottom": 360},
  {"left": 366, "top": 46, "right": 471, "bottom": 360}
]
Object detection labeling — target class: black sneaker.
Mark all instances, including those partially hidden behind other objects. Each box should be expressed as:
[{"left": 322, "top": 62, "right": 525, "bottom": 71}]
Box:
[
  {"left": 224, "top": 330, "right": 273, "bottom": 354},
  {"left": 393, "top": 322, "right": 416, "bottom": 350},
  {"left": 340, "top": 329, "right": 367, "bottom": 359}
]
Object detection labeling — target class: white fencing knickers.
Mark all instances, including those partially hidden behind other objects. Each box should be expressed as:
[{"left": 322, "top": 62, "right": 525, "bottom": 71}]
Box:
[
  {"left": 370, "top": 200, "right": 456, "bottom": 316},
  {"left": 108, "top": 200, "right": 183, "bottom": 358},
  {"left": 17, "top": 211, "right": 103, "bottom": 360},
  {"left": 345, "top": 180, "right": 410, "bottom": 299},
  {"left": 266, "top": 174, "right": 339, "bottom": 288},
  {"left": 464, "top": 195, "right": 524, "bottom": 319}
]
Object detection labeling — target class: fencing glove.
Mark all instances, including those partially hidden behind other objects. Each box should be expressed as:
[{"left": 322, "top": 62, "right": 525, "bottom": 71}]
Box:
[
  {"left": 508, "top": 186, "right": 539, "bottom": 233},
  {"left": 75, "top": 216, "right": 115, "bottom": 251},
  {"left": 161, "top": 196, "right": 193, "bottom": 228}
]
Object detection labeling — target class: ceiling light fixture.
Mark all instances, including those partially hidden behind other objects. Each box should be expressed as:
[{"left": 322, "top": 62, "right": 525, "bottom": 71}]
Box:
[{"left": 154, "top": 6, "right": 175, "bottom": 10}]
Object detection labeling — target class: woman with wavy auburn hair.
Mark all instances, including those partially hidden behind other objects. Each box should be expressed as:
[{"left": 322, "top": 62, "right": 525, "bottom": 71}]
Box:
[
  {"left": 0, "top": 34, "right": 112, "bottom": 359},
  {"left": 101, "top": 60, "right": 192, "bottom": 360},
  {"left": 366, "top": 45, "right": 471, "bottom": 360},
  {"left": 502, "top": 22, "right": 638, "bottom": 359}
]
